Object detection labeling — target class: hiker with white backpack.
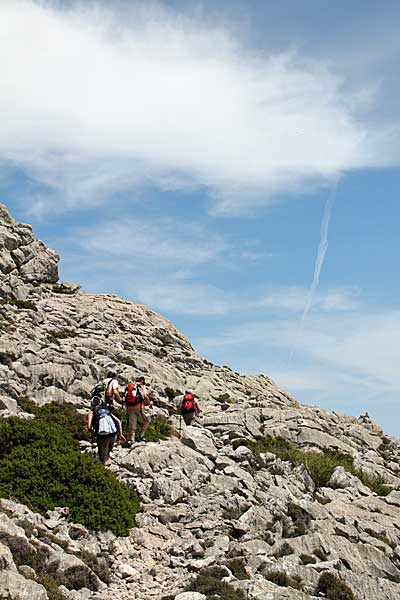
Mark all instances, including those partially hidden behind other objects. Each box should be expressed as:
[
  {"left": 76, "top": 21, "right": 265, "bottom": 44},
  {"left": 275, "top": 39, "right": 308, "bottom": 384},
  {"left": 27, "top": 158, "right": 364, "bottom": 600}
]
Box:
[
  {"left": 89, "top": 371, "right": 122, "bottom": 408},
  {"left": 124, "top": 376, "right": 152, "bottom": 446},
  {"left": 88, "top": 397, "right": 126, "bottom": 466},
  {"left": 103, "top": 371, "right": 122, "bottom": 406}
]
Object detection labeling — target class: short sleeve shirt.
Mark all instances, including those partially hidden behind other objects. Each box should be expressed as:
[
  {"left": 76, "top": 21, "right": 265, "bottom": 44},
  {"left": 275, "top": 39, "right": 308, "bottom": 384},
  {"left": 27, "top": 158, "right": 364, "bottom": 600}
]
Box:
[{"left": 104, "top": 378, "right": 119, "bottom": 393}]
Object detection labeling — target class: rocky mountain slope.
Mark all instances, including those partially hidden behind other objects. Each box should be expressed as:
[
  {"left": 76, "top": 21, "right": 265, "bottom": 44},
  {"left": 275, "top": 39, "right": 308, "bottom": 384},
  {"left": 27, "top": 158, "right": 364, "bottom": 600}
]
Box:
[{"left": 1, "top": 203, "right": 400, "bottom": 600}]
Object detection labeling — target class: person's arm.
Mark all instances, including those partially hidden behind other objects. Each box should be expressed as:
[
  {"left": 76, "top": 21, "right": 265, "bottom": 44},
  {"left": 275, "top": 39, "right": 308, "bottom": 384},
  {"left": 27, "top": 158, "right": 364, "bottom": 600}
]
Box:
[
  {"left": 195, "top": 399, "right": 201, "bottom": 415},
  {"left": 113, "top": 381, "right": 123, "bottom": 405},
  {"left": 143, "top": 385, "right": 152, "bottom": 406},
  {"left": 87, "top": 410, "right": 93, "bottom": 430},
  {"left": 112, "top": 415, "right": 126, "bottom": 442}
]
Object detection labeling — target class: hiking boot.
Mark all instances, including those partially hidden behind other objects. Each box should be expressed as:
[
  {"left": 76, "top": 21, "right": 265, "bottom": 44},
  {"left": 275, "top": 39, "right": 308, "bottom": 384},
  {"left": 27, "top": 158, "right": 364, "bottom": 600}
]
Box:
[
  {"left": 139, "top": 434, "right": 146, "bottom": 442},
  {"left": 104, "top": 458, "right": 112, "bottom": 466}
]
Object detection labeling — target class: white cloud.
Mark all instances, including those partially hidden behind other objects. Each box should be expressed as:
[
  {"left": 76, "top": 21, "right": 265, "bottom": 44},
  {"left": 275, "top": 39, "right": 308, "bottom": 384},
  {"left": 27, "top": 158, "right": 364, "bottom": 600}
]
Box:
[
  {"left": 134, "top": 281, "right": 230, "bottom": 315},
  {"left": 199, "top": 309, "right": 400, "bottom": 390},
  {"left": 78, "top": 217, "right": 228, "bottom": 268},
  {"left": 259, "top": 286, "right": 361, "bottom": 312},
  {"left": 58, "top": 214, "right": 237, "bottom": 315},
  {"left": 1, "top": 0, "right": 394, "bottom": 214}
]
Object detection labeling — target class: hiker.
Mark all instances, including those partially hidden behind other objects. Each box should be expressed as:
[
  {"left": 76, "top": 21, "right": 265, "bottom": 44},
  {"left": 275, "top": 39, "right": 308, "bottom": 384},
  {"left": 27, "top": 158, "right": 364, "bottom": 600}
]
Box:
[
  {"left": 103, "top": 371, "right": 122, "bottom": 407},
  {"left": 180, "top": 389, "right": 201, "bottom": 426},
  {"left": 88, "top": 397, "right": 126, "bottom": 466},
  {"left": 124, "top": 376, "right": 152, "bottom": 445}
]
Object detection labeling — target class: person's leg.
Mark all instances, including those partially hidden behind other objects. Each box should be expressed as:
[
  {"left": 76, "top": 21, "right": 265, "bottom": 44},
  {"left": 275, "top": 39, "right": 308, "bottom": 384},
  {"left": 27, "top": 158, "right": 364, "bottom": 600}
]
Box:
[
  {"left": 183, "top": 411, "right": 194, "bottom": 426},
  {"left": 140, "top": 410, "right": 150, "bottom": 436},
  {"left": 97, "top": 436, "right": 109, "bottom": 464},
  {"left": 128, "top": 409, "right": 138, "bottom": 441},
  {"left": 103, "top": 436, "right": 116, "bottom": 465},
  {"left": 108, "top": 435, "right": 115, "bottom": 456}
]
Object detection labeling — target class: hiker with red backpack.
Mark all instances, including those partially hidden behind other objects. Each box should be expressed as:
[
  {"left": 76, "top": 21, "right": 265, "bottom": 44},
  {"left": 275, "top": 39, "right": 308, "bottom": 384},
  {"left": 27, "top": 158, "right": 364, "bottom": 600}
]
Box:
[
  {"left": 124, "top": 376, "right": 152, "bottom": 445},
  {"left": 88, "top": 397, "right": 126, "bottom": 466},
  {"left": 180, "top": 389, "right": 201, "bottom": 426}
]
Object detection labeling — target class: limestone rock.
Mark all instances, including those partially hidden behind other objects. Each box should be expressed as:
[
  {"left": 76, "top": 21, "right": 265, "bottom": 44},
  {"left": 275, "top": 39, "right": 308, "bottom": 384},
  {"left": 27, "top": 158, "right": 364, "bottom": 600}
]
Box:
[{"left": 0, "top": 570, "right": 48, "bottom": 600}]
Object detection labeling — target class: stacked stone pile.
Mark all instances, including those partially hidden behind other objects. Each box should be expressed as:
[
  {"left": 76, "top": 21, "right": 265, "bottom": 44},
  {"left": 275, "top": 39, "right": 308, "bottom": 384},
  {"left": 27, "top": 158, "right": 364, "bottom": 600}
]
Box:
[{"left": 1, "top": 203, "right": 400, "bottom": 600}]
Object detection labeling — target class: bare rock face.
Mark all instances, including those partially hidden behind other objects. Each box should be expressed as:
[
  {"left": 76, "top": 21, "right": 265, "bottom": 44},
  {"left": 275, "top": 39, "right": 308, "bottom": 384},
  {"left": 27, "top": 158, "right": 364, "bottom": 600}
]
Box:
[
  {"left": 1, "top": 203, "right": 400, "bottom": 600},
  {"left": 0, "top": 204, "right": 59, "bottom": 301}
]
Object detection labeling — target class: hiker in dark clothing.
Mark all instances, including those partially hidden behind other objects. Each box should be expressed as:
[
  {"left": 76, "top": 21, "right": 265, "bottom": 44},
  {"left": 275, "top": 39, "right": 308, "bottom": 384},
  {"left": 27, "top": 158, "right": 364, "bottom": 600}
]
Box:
[
  {"left": 180, "top": 389, "right": 201, "bottom": 426},
  {"left": 88, "top": 398, "right": 126, "bottom": 466}
]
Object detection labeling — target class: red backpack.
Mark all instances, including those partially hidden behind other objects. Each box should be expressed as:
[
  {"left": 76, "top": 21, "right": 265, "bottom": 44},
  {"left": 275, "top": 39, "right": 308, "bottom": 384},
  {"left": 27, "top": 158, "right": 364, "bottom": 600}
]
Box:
[
  {"left": 181, "top": 393, "right": 195, "bottom": 414},
  {"left": 125, "top": 383, "right": 144, "bottom": 407}
]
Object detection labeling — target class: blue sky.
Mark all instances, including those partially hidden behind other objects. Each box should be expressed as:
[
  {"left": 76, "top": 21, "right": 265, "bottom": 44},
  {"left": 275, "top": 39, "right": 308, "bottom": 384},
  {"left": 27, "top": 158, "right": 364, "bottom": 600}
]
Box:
[{"left": 1, "top": 0, "right": 400, "bottom": 435}]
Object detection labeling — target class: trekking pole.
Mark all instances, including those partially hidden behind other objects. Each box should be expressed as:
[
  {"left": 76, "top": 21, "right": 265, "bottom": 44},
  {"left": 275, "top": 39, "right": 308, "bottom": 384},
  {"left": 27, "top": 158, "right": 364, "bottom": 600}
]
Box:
[{"left": 179, "top": 412, "right": 182, "bottom": 439}]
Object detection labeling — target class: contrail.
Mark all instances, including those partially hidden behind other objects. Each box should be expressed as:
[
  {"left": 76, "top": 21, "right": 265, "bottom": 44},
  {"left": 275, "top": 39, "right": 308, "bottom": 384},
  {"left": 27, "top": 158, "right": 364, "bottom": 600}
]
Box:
[{"left": 288, "top": 183, "right": 337, "bottom": 365}]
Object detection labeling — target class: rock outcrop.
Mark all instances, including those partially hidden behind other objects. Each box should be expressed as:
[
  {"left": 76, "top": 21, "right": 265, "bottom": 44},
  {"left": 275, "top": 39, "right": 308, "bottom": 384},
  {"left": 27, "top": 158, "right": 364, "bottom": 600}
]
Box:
[{"left": 1, "top": 203, "right": 400, "bottom": 600}]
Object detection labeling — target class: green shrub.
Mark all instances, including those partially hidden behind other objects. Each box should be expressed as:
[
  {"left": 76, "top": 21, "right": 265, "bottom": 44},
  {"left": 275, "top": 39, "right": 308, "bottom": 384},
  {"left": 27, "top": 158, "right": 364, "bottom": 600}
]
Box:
[
  {"left": 0, "top": 534, "right": 49, "bottom": 573},
  {"left": 264, "top": 570, "right": 290, "bottom": 587},
  {"left": 187, "top": 566, "right": 246, "bottom": 599},
  {"left": 300, "top": 553, "right": 316, "bottom": 565},
  {"left": 47, "top": 329, "right": 77, "bottom": 344},
  {"left": 0, "top": 535, "right": 66, "bottom": 600},
  {"left": 113, "top": 408, "right": 173, "bottom": 443},
  {"left": 222, "top": 505, "right": 244, "bottom": 520},
  {"left": 18, "top": 397, "right": 37, "bottom": 414},
  {"left": 226, "top": 558, "right": 250, "bottom": 579},
  {"left": 356, "top": 471, "right": 391, "bottom": 496},
  {"left": 316, "top": 572, "right": 355, "bottom": 600},
  {"left": 7, "top": 298, "right": 37, "bottom": 311},
  {"left": 314, "top": 547, "right": 329, "bottom": 561},
  {"left": 144, "top": 417, "right": 173, "bottom": 442},
  {"left": 30, "top": 402, "right": 90, "bottom": 441},
  {"left": 284, "top": 502, "right": 312, "bottom": 537},
  {"left": 0, "top": 406, "right": 140, "bottom": 536},
  {"left": 79, "top": 550, "right": 111, "bottom": 584},
  {"left": 234, "top": 435, "right": 390, "bottom": 495},
  {"left": 58, "top": 565, "right": 99, "bottom": 591},
  {"left": 35, "top": 575, "right": 66, "bottom": 600},
  {"left": 273, "top": 542, "right": 294, "bottom": 558},
  {"left": 164, "top": 387, "right": 181, "bottom": 401}
]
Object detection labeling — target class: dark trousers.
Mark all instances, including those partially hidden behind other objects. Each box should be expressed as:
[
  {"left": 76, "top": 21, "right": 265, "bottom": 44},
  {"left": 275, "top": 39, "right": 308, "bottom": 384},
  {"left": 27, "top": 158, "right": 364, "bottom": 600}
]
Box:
[
  {"left": 97, "top": 434, "right": 116, "bottom": 464},
  {"left": 182, "top": 411, "right": 195, "bottom": 426}
]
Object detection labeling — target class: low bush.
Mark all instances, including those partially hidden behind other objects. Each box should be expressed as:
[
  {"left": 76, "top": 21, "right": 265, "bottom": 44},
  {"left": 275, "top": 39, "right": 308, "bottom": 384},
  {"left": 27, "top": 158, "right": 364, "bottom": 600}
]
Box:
[
  {"left": 264, "top": 570, "right": 290, "bottom": 587},
  {"left": 284, "top": 502, "right": 312, "bottom": 537},
  {"left": 187, "top": 566, "right": 247, "bottom": 599},
  {"left": 273, "top": 542, "right": 294, "bottom": 558},
  {"left": 314, "top": 547, "right": 329, "bottom": 561},
  {"left": 58, "top": 565, "right": 99, "bottom": 592},
  {"left": 0, "top": 535, "right": 65, "bottom": 600},
  {"left": 47, "top": 329, "right": 77, "bottom": 344},
  {"left": 164, "top": 387, "right": 182, "bottom": 401},
  {"left": 7, "top": 298, "right": 37, "bottom": 311},
  {"left": 226, "top": 558, "right": 250, "bottom": 579},
  {"left": 264, "top": 569, "right": 302, "bottom": 590},
  {"left": 0, "top": 404, "right": 140, "bottom": 536},
  {"left": 222, "top": 505, "right": 244, "bottom": 521},
  {"left": 79, "top": 550, "right": 111, "bottom": 584},
  {"left": 34, "top": 575, "right": 66, "bottom": 600},
  {"left": 234, "top": 435, "right": 391, "bottom": 495},
  {"left": 316, "top": 572, "right": 355, "bottom": 600},
  {"left": 113, "top": 407, "right": 173, "bottom": 443},
  {"left": 300, "top": 553, "right": 316, "bottom": 565}
]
